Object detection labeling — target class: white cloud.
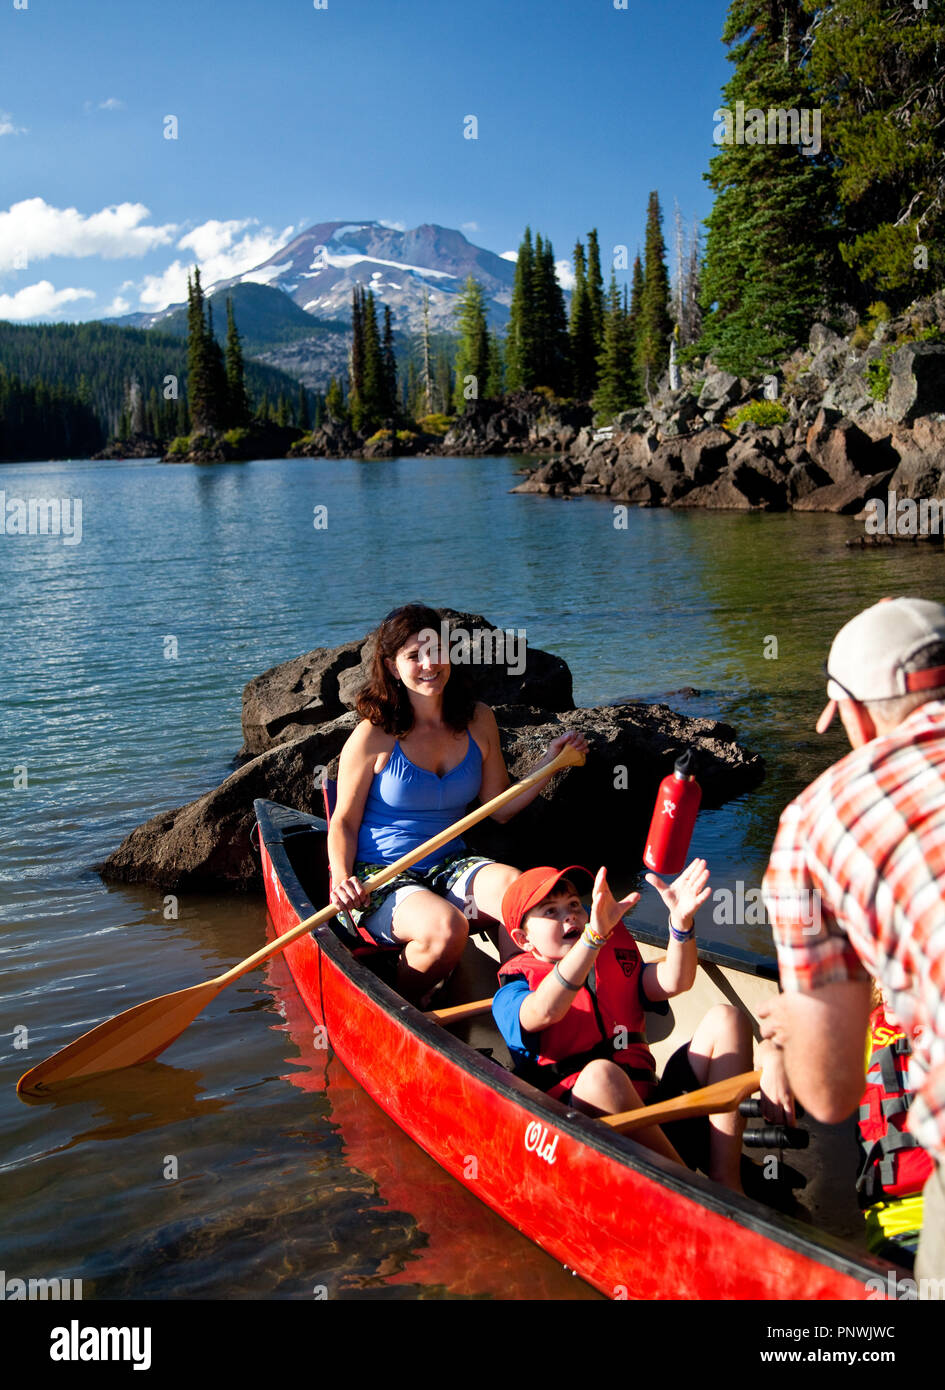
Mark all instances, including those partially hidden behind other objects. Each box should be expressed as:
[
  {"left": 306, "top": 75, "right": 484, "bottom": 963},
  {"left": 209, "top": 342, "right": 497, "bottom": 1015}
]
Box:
[
  {"left": 555, "top": 258, "right": 576, "bottom": 292},
  {"left": 101, "top": 294, "right": 131, "bottom": 316},
  {"left": 173, "top": 218, "right": 295, "bottom": 291},
  {"left": 0, "top": 280, "right": 95, "bottom": 320},
  {"left": 99, "top": 97, "right": 125, "bottom": 111},
  {"left": 0, "top": 198, "right": 177, "bottom": 273},
  {"left": 0, "top": 111, "right": 27, "bottom": 137},
  {"left": 379, "top": 219, "right": 406, "bottom": 231},
  {"left": 136, "top": 218, "right": 297, "bottom": 310},
  {"left": 137, "top": 260, "right": 190, "bottom": 310},
  {"left": 461, "top": 222, "right": 479, "bottom": 234},
  {"left": 500, "top": 250, "right": 517, "bottom": 262},
  {"left": 178, "top": 218, "right": 253, "bottom": 262}
]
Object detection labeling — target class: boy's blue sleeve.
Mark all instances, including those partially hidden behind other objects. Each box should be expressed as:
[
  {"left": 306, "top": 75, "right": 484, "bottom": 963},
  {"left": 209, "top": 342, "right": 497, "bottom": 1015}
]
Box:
[{"left": 492, "top": 978, "right": 538, "bottom": 1058}]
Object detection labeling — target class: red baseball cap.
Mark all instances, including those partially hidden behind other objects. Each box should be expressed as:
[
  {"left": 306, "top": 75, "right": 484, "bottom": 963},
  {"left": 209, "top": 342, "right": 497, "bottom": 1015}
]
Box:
[{"left": 501, "top": 865, "right": 594, "bottom": 938}]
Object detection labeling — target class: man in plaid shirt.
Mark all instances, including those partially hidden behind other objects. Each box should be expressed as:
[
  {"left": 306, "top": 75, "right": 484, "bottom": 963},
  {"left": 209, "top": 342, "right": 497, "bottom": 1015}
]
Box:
[{"left": 759, "top": 597, "right": 945, "bottom": 1294}]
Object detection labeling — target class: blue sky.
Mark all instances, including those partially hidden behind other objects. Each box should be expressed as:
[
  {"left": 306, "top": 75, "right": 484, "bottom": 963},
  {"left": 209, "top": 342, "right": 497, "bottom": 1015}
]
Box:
[{"left": 0, "top": 0, "right": 733, "bottom": 321}]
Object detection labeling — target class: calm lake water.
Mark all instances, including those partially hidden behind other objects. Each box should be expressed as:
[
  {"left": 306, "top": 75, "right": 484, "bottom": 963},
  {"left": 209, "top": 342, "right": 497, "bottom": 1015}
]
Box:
[{"left": 2, "top": 453, "right": 943, "bottom": 1301}]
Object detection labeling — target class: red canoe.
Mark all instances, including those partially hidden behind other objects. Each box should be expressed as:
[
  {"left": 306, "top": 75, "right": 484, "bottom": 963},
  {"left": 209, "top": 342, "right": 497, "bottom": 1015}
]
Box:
[{"left": 254, "top": 797, "right": 907, "bottom": 1301}]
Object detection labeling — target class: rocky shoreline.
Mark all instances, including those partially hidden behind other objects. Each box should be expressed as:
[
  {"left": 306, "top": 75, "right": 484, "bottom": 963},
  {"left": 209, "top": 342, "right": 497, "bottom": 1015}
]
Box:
[
  {"left": 509, "top": 299, "right": 945, "bottom": 515},
  {"left": 98, "top": 610, "right": 764, "bottom": 894}
]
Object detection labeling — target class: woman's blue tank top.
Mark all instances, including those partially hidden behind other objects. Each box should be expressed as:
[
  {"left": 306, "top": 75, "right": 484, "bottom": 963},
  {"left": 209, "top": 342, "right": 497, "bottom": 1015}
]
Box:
[{"left": 355, "top": 735, "right": 483, "bottom": 871}]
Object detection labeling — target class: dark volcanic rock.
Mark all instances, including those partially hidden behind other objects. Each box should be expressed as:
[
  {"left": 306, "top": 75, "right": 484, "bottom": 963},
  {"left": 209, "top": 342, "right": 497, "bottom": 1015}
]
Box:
[
  {"left": 99, "top": 703, "right": 765, "bottom": 893},
  {"left": 793, "top": 469, "right": 895, "bottom": 514},
  {"left": 242, "top": 640, "right": 365, "bottom": 756}
]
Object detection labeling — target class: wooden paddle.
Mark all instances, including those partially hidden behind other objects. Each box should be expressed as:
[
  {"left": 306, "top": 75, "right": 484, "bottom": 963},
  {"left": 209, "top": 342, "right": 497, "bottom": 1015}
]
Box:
[
  {"left": 17, "top": 743, "right": 585, "bottom": 1097},
  {"left": 600, "top": 1068, "right": 762, "bottom": 1135}
]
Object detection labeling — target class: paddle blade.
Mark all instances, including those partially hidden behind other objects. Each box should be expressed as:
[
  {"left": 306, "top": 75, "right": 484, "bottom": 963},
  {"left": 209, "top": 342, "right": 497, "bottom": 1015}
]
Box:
[{"left": 16, "top": 979, "right": 223, "bottom": 1098}]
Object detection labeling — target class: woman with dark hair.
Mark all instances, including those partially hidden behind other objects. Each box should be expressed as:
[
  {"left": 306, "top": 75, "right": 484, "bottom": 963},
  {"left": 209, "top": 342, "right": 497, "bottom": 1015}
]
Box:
[{"left": 328, "top": 603, "right": 586, "bottom": 1004}]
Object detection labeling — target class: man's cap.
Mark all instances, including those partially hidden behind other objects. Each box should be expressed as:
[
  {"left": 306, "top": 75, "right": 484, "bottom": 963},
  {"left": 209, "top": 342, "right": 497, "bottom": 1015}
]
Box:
[
  {"left": 501, "top": 865, "right": 594, "bottom": 937},
  {"left": 817, "top": 596, "right": 945, "bottom": 732}
]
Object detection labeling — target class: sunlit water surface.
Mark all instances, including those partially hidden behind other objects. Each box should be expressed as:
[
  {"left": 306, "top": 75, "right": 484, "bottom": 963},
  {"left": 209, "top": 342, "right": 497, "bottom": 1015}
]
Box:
[{"left": 2, "top": 454, "right": 942, "bottom": 1299}]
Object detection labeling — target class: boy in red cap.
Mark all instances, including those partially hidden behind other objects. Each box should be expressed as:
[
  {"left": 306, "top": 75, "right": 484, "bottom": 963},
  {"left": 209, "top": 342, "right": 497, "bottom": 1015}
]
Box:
[{"left": 493, "top": 859, "right": 776, "bottom": 1191}]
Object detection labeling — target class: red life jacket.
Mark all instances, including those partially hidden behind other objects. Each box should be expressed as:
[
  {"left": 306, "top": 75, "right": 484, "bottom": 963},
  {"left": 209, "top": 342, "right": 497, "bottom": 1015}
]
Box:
[
  {"left": 856, "top": 1006, "right": 934, "bottom": 1206},
  {"left": 497, "top": 922, "right": 658, "bottom": 1099}
]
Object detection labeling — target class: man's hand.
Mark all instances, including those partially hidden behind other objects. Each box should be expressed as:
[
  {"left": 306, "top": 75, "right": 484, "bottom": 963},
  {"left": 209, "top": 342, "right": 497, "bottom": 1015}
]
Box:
[{"left": 757, "top": 1038, "right": 795, "bottom": 1126}]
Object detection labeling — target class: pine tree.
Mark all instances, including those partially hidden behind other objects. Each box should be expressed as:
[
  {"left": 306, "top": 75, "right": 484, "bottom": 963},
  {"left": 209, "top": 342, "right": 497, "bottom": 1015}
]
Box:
[
  {"left": 699, "top": 1, "right": 836, "bottom": 374},
  {"left": 349, "top": 285, "right": 365, "bottom": 430},
  {"left": 593, "top": 274, "right": 637, "bottom": 422},
  {"left": 382, "top": 305, "right": 397, "bottom": 420},
  {"left": 569, "top": 240, "right": 597, "bottom": 401},
  {"left": 452, "top": 275, "right": 490, "bottom": 411},
  {"left": 225, "top": 297, "right": 250, "bottom": 428},
  {"left": 325, "top": 376, "right": 346, "bottom": 423},
  {"left": 810, "top": 0, "right": 945, "bottom": 301},
  {"left": 636, "top": 192, "right": 674, "bottom": 397},
  {"left": 360, "top": 288, "right": 384, "bottom": 429},
  {"left": 585, "top": 229, "right": 605, "bottom": 357},
  {"left": 505, "top": 227, "right": 536, "bottom": 392},
  {"left": 185, "top": 270, "right": 226, "bottom": 434},
  {"left": 531, "top": 234, "right": 571, "bottom": 395}
]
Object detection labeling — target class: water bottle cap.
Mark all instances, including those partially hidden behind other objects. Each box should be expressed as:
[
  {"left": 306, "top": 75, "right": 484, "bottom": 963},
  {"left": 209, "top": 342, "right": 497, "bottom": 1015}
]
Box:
[{"left": 674, "top": 749, "right": 697, "bottom": 781}]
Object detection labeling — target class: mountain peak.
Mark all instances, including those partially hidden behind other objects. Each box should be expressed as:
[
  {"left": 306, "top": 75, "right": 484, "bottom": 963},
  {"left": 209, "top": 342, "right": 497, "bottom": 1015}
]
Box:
[{"left": 210, "top": 218, "right": 517, "bottom": 332}]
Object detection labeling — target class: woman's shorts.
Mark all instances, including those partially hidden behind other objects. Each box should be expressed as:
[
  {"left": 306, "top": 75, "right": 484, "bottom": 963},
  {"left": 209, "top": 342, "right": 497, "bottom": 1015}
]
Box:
[{"left": 342, "top": 852, "right": 496, "bottom": 946}]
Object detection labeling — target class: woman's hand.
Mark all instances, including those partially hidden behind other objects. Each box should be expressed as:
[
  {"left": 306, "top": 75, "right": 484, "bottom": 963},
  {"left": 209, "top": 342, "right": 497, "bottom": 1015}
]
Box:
[
  {"left": 644, "top": 857, "right": 711, "bottom": 934},
  {"left": 543, "top": 730, "right": 588, "bottom": 765},
  {"left": 331, "top": 875, "right": 371, "bottom": 912},
  {"left": 757, "top": 1038, "right": 796, "bottom": 1126},
  {"left": 590, "top": 866, "right": 641, "bottom": 941}
]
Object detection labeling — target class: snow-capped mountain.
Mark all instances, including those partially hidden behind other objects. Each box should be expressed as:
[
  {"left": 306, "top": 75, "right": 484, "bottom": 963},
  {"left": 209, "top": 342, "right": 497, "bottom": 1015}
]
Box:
[{"left": 213, "top": 219, "right": 516, "bottom": 332}]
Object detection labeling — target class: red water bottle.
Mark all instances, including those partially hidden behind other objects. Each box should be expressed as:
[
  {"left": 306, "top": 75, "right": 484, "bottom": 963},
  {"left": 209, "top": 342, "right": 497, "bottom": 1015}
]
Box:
[{"left": 643, "top": 750, "right": 701, "bottom": 875}]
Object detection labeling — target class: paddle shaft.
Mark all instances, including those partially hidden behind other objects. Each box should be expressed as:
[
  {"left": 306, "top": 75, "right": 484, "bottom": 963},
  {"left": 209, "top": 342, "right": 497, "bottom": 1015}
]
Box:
[
  {"left": 216, "top": 742, "right": 584, "bottom": 986},
  {"left": 601, "top": 1069, "right": 762, "bottom": 1135}
]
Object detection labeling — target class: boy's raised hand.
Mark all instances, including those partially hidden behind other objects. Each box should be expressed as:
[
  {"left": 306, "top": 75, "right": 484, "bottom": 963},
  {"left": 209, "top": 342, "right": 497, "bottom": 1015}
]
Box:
[
  {"left": 644, "top": 857, "right": 711, "bottom": 933},
  {"left": 590, "top": 866, "right": 641, "bottom": 940}
]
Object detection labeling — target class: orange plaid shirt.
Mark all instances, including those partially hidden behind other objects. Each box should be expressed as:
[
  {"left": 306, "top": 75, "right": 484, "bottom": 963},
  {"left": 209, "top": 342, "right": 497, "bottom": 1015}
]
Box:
[{"left": 763, "top": 700, "right": 945, "bottom": 1156}]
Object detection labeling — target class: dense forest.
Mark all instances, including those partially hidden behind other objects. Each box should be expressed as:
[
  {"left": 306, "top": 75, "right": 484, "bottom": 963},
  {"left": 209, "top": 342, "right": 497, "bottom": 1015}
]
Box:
[{"left": 0, "top": 316, "right": 311, "bottom": 461}]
